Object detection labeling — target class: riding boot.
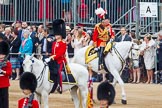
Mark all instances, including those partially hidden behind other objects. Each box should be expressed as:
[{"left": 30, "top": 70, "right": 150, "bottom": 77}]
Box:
[{"left": 98, "top": 47, "right": 104, "bottom": 70}]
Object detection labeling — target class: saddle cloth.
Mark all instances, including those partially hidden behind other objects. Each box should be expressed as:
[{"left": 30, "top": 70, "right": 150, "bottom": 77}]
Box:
[
  {"left": 85, "top": 43, "right": 113, "bottom": 64},
  {"left": 48, "top": 64, "right": 77, "bottom": 85},
  {"left": 85, "top": 46, "right": 98, "bottom": 64}
]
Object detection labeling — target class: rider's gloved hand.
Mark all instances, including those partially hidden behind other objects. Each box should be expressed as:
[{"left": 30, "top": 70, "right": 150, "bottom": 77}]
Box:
[
  {"left": 110, "top": 38, "right": 114, "bottom": 42},
  {"left": 44, "top": 58, "right": 51, "bottom": 63},
  {"left": 94, "top": 47, "right": 99, "bottom": 51}
]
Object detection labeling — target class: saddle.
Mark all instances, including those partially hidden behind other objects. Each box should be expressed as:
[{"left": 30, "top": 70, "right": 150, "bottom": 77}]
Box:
[
  {"left": 48, "top": 63, "right": 77, "bottom": 85},
  {"left": 85, "top": 42, "right": 113, "bottom": 64}
]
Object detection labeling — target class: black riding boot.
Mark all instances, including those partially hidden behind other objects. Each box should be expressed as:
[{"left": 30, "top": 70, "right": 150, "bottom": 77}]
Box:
[{"left": 98, "top": 47, "right": 104, "bottom": 70}]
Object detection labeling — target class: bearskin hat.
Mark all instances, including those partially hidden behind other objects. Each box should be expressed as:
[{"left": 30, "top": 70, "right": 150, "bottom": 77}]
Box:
[
  {"left": 97, "top": 81, "right": 115, "bottom": 105},
  {"left": 53, "top": 19, "right": 66, "bottom": 39},
  {"left": 0, "top": 41, "right": 9, "bottom": 56},
  {"left": 20, "top": 72, "right": 37, "bottom": 93}
]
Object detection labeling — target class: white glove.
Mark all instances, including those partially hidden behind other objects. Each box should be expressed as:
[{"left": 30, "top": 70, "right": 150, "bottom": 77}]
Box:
[
  {"left": 110, "top": 38, "right": 114, "bottom": 42},
  {"left": 44, "top": 58, "right": 51, "bottom": 63},
  {"left": 94, "top": 48, "right": 98, "bottom": 51}
]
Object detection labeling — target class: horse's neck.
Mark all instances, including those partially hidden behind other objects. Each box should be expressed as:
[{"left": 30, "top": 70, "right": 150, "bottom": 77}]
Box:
[
  {"left": 114, "top": 42, "right": 132, "bottom": 60},
  {"left": 32, "top": 58, "right": 45, "bottom": 76}
]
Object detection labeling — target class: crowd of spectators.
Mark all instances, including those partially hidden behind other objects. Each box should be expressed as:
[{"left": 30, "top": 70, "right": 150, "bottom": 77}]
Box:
[{"left": 0, "top": 21, "right": 162, "bottom": 84}]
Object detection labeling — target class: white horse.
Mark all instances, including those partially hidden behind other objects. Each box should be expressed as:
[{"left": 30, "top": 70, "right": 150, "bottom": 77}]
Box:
[
  {"left": 23, "top": 55, "right": 88, "bottom": 108},
  {"left": 72, "top": 41, "right": 139, "bottom": 104}
]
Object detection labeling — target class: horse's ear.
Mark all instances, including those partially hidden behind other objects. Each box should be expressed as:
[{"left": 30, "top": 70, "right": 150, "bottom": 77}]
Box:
[{"left": 31, "top": 53, "right": 35, "bottom": 58}]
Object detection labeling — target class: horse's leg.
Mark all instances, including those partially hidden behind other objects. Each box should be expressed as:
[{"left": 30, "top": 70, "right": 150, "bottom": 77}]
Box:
[
  {"left": 42, "top": 91, "right": 49, "bottom": 108},
  {"left": 35, "top": 93, "right": 41, "bottom": 105},
  {"left": 70, "top": 86, "right": 80, "bottom": 108},
  {"left": 112, "top": 78, "right": 117, "bottom": 104},
  {"left": 110, "top": 70, "right": 127, "bottom": 104},
  {"left": 79, "top": 85, "right": 88, "bottom": 108}
]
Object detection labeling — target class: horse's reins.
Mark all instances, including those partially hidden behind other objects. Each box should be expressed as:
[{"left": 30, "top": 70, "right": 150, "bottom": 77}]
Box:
[
  {"left": 113, "top": 47, "right": 126, "bottom": 75},
  {"left": 30, "top": 59, "right": 47, "bottom": 88}
]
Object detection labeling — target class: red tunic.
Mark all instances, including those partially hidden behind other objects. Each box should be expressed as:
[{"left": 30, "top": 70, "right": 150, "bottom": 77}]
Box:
[
  {"left": 0, "top": 61, "right": 12, "bottom": 88},
  {"left": 18, "top": 98, "right": 39, "bottom": 108},
  {"left": 93, "top": 23, "right": 115, "bottom": 47},
  {"left": 51, "top": 41, "right": 67, "bottom": 64}
]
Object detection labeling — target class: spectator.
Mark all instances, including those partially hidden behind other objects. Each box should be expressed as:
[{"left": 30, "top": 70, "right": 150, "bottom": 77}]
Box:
[
  {"left": 36, "top": 25, "right": 44, "bottom": 57},
  {"left": 157, "top": 31, "right": 162, "bottom": 72},
  {"left": 71, "top": 28, "right": 84, "bottom": 55},
  {"left": 140, "top": 34, "right": 156, "bottom": 84},
  {"left": 65, "top": 33, "right": 74, "bottom": 61},
  {"left": 28, "top": 26, "right": 39, "bottom": 53},
  {"left": 115, "top": 27, "right": 132, "bottom": 42},
  {"left": 78, "top": 0, "right": 88, "bottom": 22},
  {"left": 40, "top": 28, "right": 53, "bottom": 59},
  {"left": 10, "top": 29, "right": 21, "bottom": 80},
  {"left": 4, "top": 27, "right": 13, "bottom": 44},
  {"left": 130, "top": 32, "right": 141, "bottom": 83},
  {"left": 61, "top": 0, "right": 71, "bottom": 23},
  {"left": 31, "top": 25, "right": 37, "bottom": 32},
  {"left": 83, "top": 30, "right": 93, "bottom": 46},
  {"left": 0, "top": 24, "right": 6, "bottom": 34},
  {"left": 19, "top": 30, "right": 33, "bottom": 57}
]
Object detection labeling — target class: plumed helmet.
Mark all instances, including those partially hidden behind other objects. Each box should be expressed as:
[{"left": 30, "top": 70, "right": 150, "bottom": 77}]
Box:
[
  {"left": 97, "top": 81, "right": 115, "bottom": 105},
  {"left": 0, "top": 41, "right": 9, "bottom": 56},
  {"left": 95, "top": 7, "right": 109, "bottom": 21},
  {"left": 53, "top": 19, "right": 66, "bottom": 39},
  {"left": 20, "top": 72, "right": 37, "bottom": 93}
]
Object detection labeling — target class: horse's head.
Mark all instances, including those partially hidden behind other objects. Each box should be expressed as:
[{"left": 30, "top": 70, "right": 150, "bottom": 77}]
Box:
[
  {"left": 22, "top": 54, "right": 35, "bottom": 72},
  {"left": 129, "top": 42, "right": 140, "bottom": 60}
]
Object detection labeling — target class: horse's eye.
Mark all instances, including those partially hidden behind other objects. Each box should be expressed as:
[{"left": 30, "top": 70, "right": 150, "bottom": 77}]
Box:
[
  {"left": 32, "top": 60, "right": 34, "bottom": 63},
  {"left": 22, "top": 64, "right": 24, "bottom": 66}
]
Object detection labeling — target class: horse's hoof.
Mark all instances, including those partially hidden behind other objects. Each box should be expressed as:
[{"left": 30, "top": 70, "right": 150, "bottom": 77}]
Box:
[{"left": 121, "top": 99, "right": 127, "bottom": 104}]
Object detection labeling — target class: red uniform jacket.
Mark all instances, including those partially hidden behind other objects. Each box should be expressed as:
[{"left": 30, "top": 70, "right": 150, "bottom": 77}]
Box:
[
  {"left": 0, "top": 61, "right": 12, "bottom": 88},
  {"left": 51, "top": 41, "right": 67, "bottom": 64},
  {"left": 93, "top": 23, "right": 115, "bottom": 47},
  {"left": 18, "top": 98, "right": 39, "bottom": 108}
]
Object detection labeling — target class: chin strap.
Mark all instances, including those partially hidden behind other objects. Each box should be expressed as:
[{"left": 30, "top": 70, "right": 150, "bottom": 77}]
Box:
[{"left": 24, "top": 93, "right": 34, "bottom": 108}]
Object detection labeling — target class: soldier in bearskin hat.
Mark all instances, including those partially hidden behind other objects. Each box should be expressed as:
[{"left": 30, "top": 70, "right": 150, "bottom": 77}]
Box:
[
  {"left": 0, "top": 41, "right": 12, "bottom": 108},
  {"left": 93, "top": 7, "right": 115, "bottom": 71},
  {"left": 18, "top": 72, "right": 39, "bottom": 108},
  {"left": 44, "top": 19, "right": 67, "bottom": 94},
  {"left": 97, "top": 81, "right": 115, "bottom": 108}
]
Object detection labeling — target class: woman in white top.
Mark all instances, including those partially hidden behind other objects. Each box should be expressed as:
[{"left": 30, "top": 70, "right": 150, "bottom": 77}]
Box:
[
  {"left": 71, "top": 28, "right": 84, "bottom": 55},
  {"left": 140, "top": 34, "right": 156, "bottom": 84}
]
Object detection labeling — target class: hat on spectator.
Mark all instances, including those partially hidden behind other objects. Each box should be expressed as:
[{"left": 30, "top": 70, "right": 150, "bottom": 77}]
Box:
[
  {"left": 66, "top": 26, "right": 71, "bottom": 31},
  {"left": 16, "top": 20, "right": 22, "bottom": 24},
  {"left": 77, "top": 23, "right": 85, "bottom": 27},
  {"left": 97, "top": 81, "right": 115, "bottom": 106},
  {"left": 53, "top": 19, "right": 66, "bottom": 39},
  {"left": 20, "top": 72, "right": 37, "bottom": 93}
]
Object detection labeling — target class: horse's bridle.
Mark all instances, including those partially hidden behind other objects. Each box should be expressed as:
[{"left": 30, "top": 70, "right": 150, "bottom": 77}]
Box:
[{"left": 29, "top": 59, "right": 47, "bottom": 88}]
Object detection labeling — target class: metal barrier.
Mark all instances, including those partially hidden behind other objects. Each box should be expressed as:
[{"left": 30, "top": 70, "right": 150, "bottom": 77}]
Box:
[
  {"left": 0, "top": 0, "right": 161, "bottom": 37},
  {"left": 0, "top": 0, "right": 135, "bottom": 25}
]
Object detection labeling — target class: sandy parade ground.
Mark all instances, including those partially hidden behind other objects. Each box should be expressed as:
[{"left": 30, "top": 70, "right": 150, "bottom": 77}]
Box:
[{"left": 9, "top": 80, "right": 162, "bottom": 108}]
